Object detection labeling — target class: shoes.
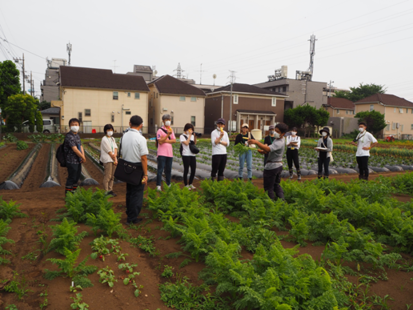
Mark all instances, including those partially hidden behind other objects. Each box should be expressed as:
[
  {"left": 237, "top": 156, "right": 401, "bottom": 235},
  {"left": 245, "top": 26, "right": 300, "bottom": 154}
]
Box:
[
  {"left": 189, "top": 184, "right": 196, "bottom": 190},
  {"left": 106, "top": 191, "right": 117, "bottom": 197},
  {"left": 185, "top": 185, "right": 191, "bottom": 190},
  {"left": 156, "top": 186, "right": 162, "bottom": 191},
  {"left": 297, "top": 175, "right": 302, "bottom": 181},
  {"left": 249, "top": 178, "right": 252, "bottom": 181}
]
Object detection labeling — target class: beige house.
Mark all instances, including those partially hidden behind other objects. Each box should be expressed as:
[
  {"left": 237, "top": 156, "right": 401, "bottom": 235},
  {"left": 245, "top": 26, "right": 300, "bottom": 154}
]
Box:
[
  {"left": 53, "top": 66, "right": 149, "bottom": 133},
  {"left": 323, "top": 97, "right": 355, "bottom": 118},
  {"left": 354, "top": 93, "right": 413, "bottom": 139},
  {"left": 147, "top": 75, "right": 206, "bottom": 134}
]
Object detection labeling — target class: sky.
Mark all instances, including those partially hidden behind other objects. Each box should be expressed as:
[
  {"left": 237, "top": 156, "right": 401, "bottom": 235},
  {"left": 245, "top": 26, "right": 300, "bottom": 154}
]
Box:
[{"left": 1, "top": 0, "right": 413, "bottom": 101}]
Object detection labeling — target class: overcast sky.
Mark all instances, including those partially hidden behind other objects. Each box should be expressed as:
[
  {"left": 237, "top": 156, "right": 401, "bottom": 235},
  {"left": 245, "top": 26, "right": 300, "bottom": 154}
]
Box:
[{"left": 1, "top": 0, "right": 412, "bottom": 101}]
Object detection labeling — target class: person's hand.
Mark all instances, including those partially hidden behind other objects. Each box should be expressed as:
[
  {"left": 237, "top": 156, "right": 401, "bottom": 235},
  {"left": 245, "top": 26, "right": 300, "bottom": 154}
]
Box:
[
  {"left": 248, "top": 139, "right": 256, "bottom": 145},
  {"left": 219, "top": 131, "right": 224, "bottom": 137},
  {"left": 257, "top": 149, "right": 267, "bottom": 154},
  {"left": 142, "top": 175, "right": 148, "bottom": 185},
  {"left": 114, "top": 160, "right": 118, "bottom": 166},
  {"left": 362, "top": 146, "right": 371, "bottom": 150},
  {"left": 314, "top": 148, "right": 320, "bottom": 152},
  {"left": 81, "top": 155, "right": 87, "bottom": 163}
]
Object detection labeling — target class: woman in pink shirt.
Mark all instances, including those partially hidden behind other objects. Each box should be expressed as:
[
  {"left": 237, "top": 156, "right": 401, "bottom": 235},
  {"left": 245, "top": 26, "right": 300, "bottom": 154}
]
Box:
[{"left": 156, "top": 114, "right": 176, "bottom": 191}]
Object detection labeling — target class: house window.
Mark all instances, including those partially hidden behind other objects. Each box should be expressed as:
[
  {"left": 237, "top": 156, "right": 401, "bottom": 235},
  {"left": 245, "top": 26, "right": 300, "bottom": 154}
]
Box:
[
  {"left": 78, "top": 112, "right": 83, "bottom": 122},
  {"left": 407, "top": 108, "right": 409, "bottom": 114},
  {"left": 336, "top": 109, "right": 340, "bottom": 114},
  {"left": 370, "top": 105, "right": 374, "bottom": 111},
  {"left": 135, "top": 93, "right": 140, "bottom": 99},
  {"left": 385, "top": 124, "right": 390, "bottom": 131},
  {"left": 399, "top": 108, "right": 404, "bottom": 113},
  {"left": 271, "top": 98, "right": 276, "bottom": 107},
  {"left": 85, "top": 109, "right": 91, "bottom": 117},
  {"left": 392, "top": 122, "right": 395, "bottom": 130},
  {"left": 191, "top": 97, "right": 197, "bottom": 102},
  {"left": 411, "top": 109, "right": 413, "bottom": 114},
  {"left": 113, "top": 92, "right": 118, "bottom": 100},
  {"left": 125, "top": 111, "right": 131, "bottom": 115},
  {"left": 111, "top": 115, "right": 114, "bottom": 122},
  {"left": 191, "top": 116, "right": 196, "bottom": 126},
  {"left": 180, "top": 96, "right": 186, "bottom": 101},
  {"left": 282, "top": 86, "right": 286, "bottom": 92},
  {"left": 156, "top": 93, "right": 158, "bottom": 98},
  {"left": 394, "top": 108, "right": 397, "bottom": 113},
  {"left": 127, "top": 92, "right": 131, "bottom": 97},
  {"left": 233, "top": 94, "right": 238, "bottom": 104}
]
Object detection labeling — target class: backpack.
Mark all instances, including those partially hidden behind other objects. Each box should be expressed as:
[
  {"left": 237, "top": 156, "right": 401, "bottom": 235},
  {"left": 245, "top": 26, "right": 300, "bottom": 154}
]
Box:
[
  {"left": 56, "top": 134, "right": 68, "bottom": 167},
  {"left": 155, "top": 128, "right": 170, "bottom": 148}
]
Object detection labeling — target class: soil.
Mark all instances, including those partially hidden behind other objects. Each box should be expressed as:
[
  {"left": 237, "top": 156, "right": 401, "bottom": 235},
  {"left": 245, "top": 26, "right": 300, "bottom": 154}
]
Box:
[{"left": 0, "top": 144, "right": 412, "bottom": 309}]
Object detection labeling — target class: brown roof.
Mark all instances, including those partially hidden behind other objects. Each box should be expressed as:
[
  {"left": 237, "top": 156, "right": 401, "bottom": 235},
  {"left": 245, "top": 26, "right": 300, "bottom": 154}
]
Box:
[
  {"left": 148, "top": 75, "right": 205, "bottom": 96},
  {"left": 213, "top": 83, "right": 285, "bottom": 96},
  {"left": 327, "top": 97, "right": 355, "bottom": 109},
  {"left": 354, "top": 93, "right": 413, "bottom": 108},
  {"left": 60, "top": 66, "right": 149, "bottom": 92}
]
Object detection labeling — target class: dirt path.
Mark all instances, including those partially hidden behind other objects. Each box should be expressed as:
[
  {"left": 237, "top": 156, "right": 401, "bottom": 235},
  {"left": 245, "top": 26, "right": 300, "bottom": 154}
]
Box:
[
  {"left": 20, "top": 144, "right": 50, "bottom": 192},
  {"left": 0, "top": 144, "right": 35, "bottom": 183}
]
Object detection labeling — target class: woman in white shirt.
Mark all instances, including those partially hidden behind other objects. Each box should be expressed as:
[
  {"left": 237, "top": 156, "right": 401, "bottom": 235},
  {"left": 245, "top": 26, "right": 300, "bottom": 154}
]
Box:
[
  {"left": 180, "top": 123, "right": 197, "bottom": 190},
  {"left": 286, "top": 127, "right": 301, "bottom": 180},
  {"left": 100, "top": 124, "right": 118, "bottom": 196}
]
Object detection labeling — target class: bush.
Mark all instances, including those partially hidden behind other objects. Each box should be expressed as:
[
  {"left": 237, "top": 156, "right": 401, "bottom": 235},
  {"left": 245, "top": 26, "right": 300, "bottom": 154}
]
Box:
[
  {"left": 3, "top": 133, "right": 17, "bottom": 142},
  {"left": 16, "top": 141, "right": 28, "bottom": 150},
  {"left": 341, "top": 129, "right": 359, "bottom": 140}
]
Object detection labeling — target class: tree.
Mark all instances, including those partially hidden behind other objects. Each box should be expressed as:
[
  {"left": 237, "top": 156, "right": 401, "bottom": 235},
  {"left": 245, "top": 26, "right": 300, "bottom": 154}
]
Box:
[
  {"left": 354, "top": 110, "right": 387, "bottom": 135},
  {"left": 39, "top": 100, "right": 51, "bottom": 110},
  {"left": 0, "top": 60, "right": 21, "bottom": 111},
  {"left": 284, "top": 104, "right": 329, "bottom": 136},
  {"left": 4, "top": 94, "right": 39, "bottom": 132},
  {"left": 334, "top": 83, "right": 386, "bottom": 102}
]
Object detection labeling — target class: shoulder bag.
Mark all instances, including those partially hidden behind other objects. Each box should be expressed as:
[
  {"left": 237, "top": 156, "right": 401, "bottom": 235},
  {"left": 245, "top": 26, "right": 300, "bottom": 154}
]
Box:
[{"left": 114, "top": 135, "right": 143, "bottom": 186}]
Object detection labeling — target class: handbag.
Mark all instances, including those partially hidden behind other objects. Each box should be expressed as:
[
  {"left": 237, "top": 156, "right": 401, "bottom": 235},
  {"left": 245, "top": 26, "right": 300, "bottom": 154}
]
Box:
[
  {"left": 114, "top": 137, "right": 143, "bottom": 186},
  {"left": 180, "top": 135, "right": 200, "bottom": 155}
]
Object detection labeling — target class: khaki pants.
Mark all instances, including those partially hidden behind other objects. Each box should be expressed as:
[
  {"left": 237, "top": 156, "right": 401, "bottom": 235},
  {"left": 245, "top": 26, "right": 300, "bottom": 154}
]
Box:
[{"left": 103, "top": 162, "right": 116, "bottom": 191}]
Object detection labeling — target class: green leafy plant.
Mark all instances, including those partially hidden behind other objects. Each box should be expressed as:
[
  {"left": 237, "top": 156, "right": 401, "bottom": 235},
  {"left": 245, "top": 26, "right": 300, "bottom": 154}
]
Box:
[
  {"left": 70, "top": 284, "right": 83, "bottom": 293},
  {"left": 16, "top": 140, "right": 28, "bottom": 150},
  {"left": 0, "top": 219, "right": 14, "bottom": 265},
  {"left": 3, "top": 133, "right": 17, "bottom": 142},
  {"left": 86, "top": 207, "right": 122, "bottom": 237},
  {"left": 118, "top": 263, "right": 138, "bottom": 274},
  {"left": 161, "top": 265, "right": 174, "bottom": 278},
  {"left": 39, "top": 290, "right": 48, "bottom": 309},
  {"left": 47, "top": 218, "right": 88, "bottom": 255},
  {"left": 4, "top": 272, "right": 31, "bottom": 300},
  {"left": 70, "top": 293, "right": 89, "bottom": 310},
  {"left": 5, "top": 305, "right": 18, "bottom": 310},
  {"left": 44, "top": 248, "right": 97, "bottom": 288},
  {"left": 97, "top": 266, "right": 117, "bottom": 288},
  {"left": 0, "top": 197, "right": 27, "bottom": 223},
  {"left": 90, "top": 236, "right": 119, "bottom": 261},
  {"left": 130, "top": 235, "right": 157, "bottom": 256}
]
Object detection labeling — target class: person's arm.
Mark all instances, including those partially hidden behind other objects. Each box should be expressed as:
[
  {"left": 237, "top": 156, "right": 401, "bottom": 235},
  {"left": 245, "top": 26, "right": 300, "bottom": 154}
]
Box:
[
  {"left": 315, "top": 139, "right": 321, "bottom": 152},
  {"left": 213, "top": 130, "right": 224, "bottom": 146},
  {"left": 141, "top": 155, "right": 148, "bottom": 184},
  {"left": 220, "top": 132, "right": 229, "bottom": 147},
  {"left": 158, "top": 129, "right": 169, "bottom": 145},
  {"left": 327, "top": 139, "right": 333, "bottom": 152},
  {"left": 297, "top": 137, "right": 301, "bottom": 149},
  {"left": 181, "top": 134, "right": 190, "bottom": 146},
  {"left": 234, "top": 134, "right": 242, "bottom": 145},
  {"left": 248, "top": 139, "right": 270, "bottom": 153},
  {"left": 165, "top": 132, "right": 177, "bottom": 144},
  {"left": 363, "top": 134, "right": 378, "bottom": 150}
]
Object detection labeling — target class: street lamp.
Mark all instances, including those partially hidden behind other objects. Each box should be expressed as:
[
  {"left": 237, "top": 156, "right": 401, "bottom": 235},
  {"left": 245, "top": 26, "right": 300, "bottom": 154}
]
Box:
[{"left": 121, "top": 104, "right": 130, "bottom": 133}]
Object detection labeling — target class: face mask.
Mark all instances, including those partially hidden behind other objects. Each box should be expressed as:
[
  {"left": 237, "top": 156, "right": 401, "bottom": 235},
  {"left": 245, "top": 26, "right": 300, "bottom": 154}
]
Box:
[
  {"left": 274, "top": 132, "right": 281, "bottom": 139},
  {"left": 359, "top": 128, "right": 365, "bottom": 132},
  {"left": 165, "top": 121, "right": 171, "bottom": 127},
  {"left": 269, "top": 130, "right": 274, "bottom": 135},
  {"left": 322, "top": 132, "right": 328, "bottom": 137},
  {"left": 71, "top": 126, "right": 79, "bottom": 133},
  {"left": 107, "top": 131, "right": 113, "bottom": 137},
  {"left": 292, "top": 132, "right": 297, "bottom": 136}
]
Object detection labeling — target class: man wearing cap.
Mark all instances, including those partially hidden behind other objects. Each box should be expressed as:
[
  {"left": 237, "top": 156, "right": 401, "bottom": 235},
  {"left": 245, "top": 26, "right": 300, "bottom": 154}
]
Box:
[
  {"left": 156, "top": 114, "right": 176, "bottom": 191},
  {"left": 211, "top": 118, "right": 229, "bottom": 181},
  {"left": 315, "top": 127, "right": 333, "bottom": 179},
  {"left": 235, "top": 124, "right": 255, "bottom": 180}
]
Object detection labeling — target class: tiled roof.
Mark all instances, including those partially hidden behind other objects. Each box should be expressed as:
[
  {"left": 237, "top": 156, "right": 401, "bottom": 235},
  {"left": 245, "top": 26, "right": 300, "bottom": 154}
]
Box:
[
  {"left": 354, "top": 93, "right": 413, "bottom": 107},
  {"left": 60, "top": 66, "right": 149, "bottom": 92},
  {"left": 133, "top": 65, "right": 152, "bottom": 73},
  {"left": 40, "top": 107, "right": 60, "bottom": 115},
  {"left": 148, "top": 75, "right": 205, "bottom": 96},
  {"left": 327, "top": 97, "right": 355, "bottom": 109},
  {"left": 213, "top": 83, "right": 285, "bottom": 96}
]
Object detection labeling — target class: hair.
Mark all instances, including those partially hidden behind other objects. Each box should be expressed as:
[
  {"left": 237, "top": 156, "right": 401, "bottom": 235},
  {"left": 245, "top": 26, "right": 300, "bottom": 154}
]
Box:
[
  {"left": 162, "top": 114, "right": 171, "bottom": 121},
  {"left": 183, "top": 123, "right": 194, "bottom": 132},
  {"left": 130, "top": 115, "right": 143, "bottom": 127},
  {"left": 104, "top": 124, "right": 114, "bottom": 134},
  {"left": 359, "top": 122, "right": 367, "bottom": 127},
  {"left": 292, "top": 127, "right": 298, "bottom": 131},
  {"left": 68, "top": 118, "right": 80, "bottom": 126},
  {"left": 275, "top": 123, "right": 288, "bottom": 134}
]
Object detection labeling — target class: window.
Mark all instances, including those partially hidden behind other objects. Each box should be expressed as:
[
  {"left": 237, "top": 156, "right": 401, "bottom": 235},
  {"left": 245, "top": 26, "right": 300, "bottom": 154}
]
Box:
[
  {"left": 370, "top": 105, "right": 374, "bottom": 111},
  {"left": 191, "top": 97, "right": 197, "bottom": 102},
  {"left": 282, "top": 86, "right": 286, "bottom": 92},
  {"left": 407, "top": 108, "right": 409, "bottom": 114},
  {"left": 135, "top": 93, "right": 140, "bottom": 99},
  {"left": 385, "top": 124, "right": 390, "bottom": 131},
  {"left": 85, "top": 109, "right": 91, "bottom": 117},
  {"left": 113, "top": 92, "right": 118, "bottom": 100},
  {"left": 43, "top": 120, "right": 51, "bottom": 126},
  {"left": 271, "top": 97, "right": 277, "bottom": 107},
  {"left": 111, "top": 115, "right": 114, "bottom": 122},
  {"left": 127, "top": 92, "right": 131, "bottom": 97},
  {"left": 394, "top": 108, "right": 396, "bottom": 113},
  {"left": 191, "top": 116, "right": 196, "bottom": 126},
  {"left": 156, "top": 93, "right": 158, "bottom": 98},
  {"left": 392, "top": 122, "right": 395, "bottom": 130},
  {"left": 171, "top": 116, "right": 174, "bottom": 125},
  {"left": 411, "top": 124, "right": 413, "bottom": 130},
  {"left": 233, "top": 94, "right": 238, "bottom": 104},
  {"left": 180, "top": 96, "right": 186, "bottom": 101},
  {"left": 125, "top": 111, "right": 131, "bottom": 115},
  {"left": 336, "top": 109, "right": 340, "bottom": 114},
  {"left": 411, "top": 109, "right": 413, "bottom": 114},
  {"left": 78, "top": 112, "right": 83, "bottom": 122},
  {"left": 399, "top": 108, "right": 404, "bottom": 113}
]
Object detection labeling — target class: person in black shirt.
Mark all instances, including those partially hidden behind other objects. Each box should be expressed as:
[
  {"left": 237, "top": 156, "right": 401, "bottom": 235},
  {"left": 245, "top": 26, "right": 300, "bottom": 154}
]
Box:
[
  {"left": 263, "top": 125, "right": 275, "bottom": 166},
  {"left": 234, "top": 124, "right": 255, "bottom": 180},
  {"left": 64, "top": 118, "right": 86, "bottom": 196}
]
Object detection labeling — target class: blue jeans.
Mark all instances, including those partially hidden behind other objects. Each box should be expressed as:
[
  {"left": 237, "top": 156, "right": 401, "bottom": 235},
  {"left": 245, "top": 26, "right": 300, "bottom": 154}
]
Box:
[
  {"left": 239, "top": 150, "right": 252, "bottom": 178},
  {"left": 126, "top": 182, "right": 144, "bottom": 223},
  {"left": 157, "top": 156, "right": 173, "bottom": 186}
]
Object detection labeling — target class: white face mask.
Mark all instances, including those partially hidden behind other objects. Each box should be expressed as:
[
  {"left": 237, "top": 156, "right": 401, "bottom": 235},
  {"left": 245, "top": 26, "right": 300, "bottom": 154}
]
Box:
[
  {"left": 359, "top": 128, "right": 365, "bottom": 132},
  {"left": 292, "top": 132, "right": 297, "bottom": 136},
  {"left": 269, "top": 130, "right": 274, "bottom": 135},
  {"left": 322, "top": 132, "right": 328, "bottom": 137},
  {"left": 164, "top": 121, "right": 171, "bottom": 127},
  {"left": 107, "top": 131, "right": 113, "bottom": 137},
  {"left": 274, "top": 132, "right": 281, "bottom": 139},
  {"left": 71, "top": 126, "right": 79, "bottom": 133}
]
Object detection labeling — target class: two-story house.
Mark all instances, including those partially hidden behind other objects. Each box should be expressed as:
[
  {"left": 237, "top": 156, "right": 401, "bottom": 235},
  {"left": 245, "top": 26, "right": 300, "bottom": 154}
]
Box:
[{"left": 323, "top": 97, "right": 355, "bottom": 117}]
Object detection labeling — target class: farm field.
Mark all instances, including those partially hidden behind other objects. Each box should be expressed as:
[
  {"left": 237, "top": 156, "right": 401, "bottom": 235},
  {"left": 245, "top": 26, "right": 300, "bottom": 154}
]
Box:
[{"left": 0, "top": 141, "right": 412, "bottom": 309}]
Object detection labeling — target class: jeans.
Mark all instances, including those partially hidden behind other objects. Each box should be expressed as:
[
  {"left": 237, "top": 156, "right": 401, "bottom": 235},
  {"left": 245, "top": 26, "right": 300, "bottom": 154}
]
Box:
[
  {"left": 182, "top": 156, "right": 196, "bottom": 185},
  {"left": 357, "top": 156, "right": 369, "bottom": 180},
  {"left": 318, "top": 157, "right": 330, "bottom": 177},
  {"left": 126, "top": 182, "right": 144, "bottom": 223},
  {"left": 157, "top": 156, "right": 173, "bottom": 186},
  {"left": 263, "top": 166, "right": 284, "bottom": 200},
  {"left": 239, "top": 150, "right": 252, "bottom": 178},
  {"left": 211, "top": 154, "right": 227, "bottom": 178},
  {"left": 66, "top": 163, "right": 82, "bottom": 188}
]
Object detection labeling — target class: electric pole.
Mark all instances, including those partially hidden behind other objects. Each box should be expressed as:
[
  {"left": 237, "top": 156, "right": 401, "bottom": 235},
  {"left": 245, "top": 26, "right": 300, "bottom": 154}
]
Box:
[
  {"left": 30, "top": 71, "right": 33, "bottom": 97},
  {"left": 67, "top": 42, "right": 72, "bottom": 65},
  {"left": 228, "top": 70, "right": 236, "bottom": 134},
  {"left": 328, "top": 80, "right": 334, "bottom": 97},
  {"left": 13, "top": 53, "right": 26, "bottom": 94}
]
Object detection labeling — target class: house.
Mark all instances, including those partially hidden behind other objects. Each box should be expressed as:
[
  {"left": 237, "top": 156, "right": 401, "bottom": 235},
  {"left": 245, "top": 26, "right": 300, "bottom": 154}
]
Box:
[
  {"left": 354, "top": 93, "right": 413, "bottom": 139},
  {"left": 53, "top": 66, "right": 149, "bottom": 133},
  {"left": 147, "top": 75, "right": 206, "bottom": 134},
  {"left": 40, "top": 107, "right": 61, "bottom": 129},
  {"left": 205, "top": 83, "right": 287, "bottom": 135},
  {"left": 323, "top": 97, "right": 355, "bottom": 117},
  {"left": 40, "top": 58, "right": 67, "bottom": 102},
  {"left": 126, "top": 65, "right": 154, "bottom": 81}
]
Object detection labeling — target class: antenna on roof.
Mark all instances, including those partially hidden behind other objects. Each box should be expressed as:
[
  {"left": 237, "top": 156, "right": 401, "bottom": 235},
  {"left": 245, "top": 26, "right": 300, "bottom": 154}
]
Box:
[
  {"left": 213, "top": 74, "right": 217, "bottom": 86},
  {"left": 66, "top": 42, "right": 72, "bottom": 65},
  {"left": 173, "top": 63, "right": 184, "bottom": 79},
  {"left": 112, "top": 60, "right": 119, "bottom": 73}
]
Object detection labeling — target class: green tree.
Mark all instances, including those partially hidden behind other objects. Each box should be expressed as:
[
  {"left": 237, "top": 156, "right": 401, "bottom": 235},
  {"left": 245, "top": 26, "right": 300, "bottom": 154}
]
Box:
[
  {"left": 284, "top": 104, "right": 329, "bottom": 135},
  {"left": 354, "top": 110, "right": 387, "bottom": 135},
  {"left": 4, "top": 94, "right": 39, "bottom": 132},
  {"left": 0, "top": 60, "right": 21, "bottom": 111},
  {"left": 334, "top": 83, "right": 386, "bottom": 102},
  {"left": 39, "top": 100, "right": 51, "bottom": 110}
]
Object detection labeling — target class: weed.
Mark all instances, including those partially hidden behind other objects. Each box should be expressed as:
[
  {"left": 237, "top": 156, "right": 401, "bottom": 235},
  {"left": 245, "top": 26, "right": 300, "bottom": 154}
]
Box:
[
  {"left": 179, "top": 258, "right": 192, "bottom": 269},
  {"left": 4, "top": 272, "right": 32, "bottom": 300},
  {"left": 161, "top": 265, "right": 174, "bottom": 278},
  {"left": 5, "top": 305, "right": 18, "bottom": 310},
  {"left": 47, "top": 218, "right": 88, "bottom": 255},
  {"left": 70, "top": 293, "right": 89, "bottom": 310},
  {"left": 165, "top": 251, "right": 182, "bottom": 259},
  {"left": 22, "top": 250, "right": 40, "bottom": 262},
  {"left": 39, "top": 290, "right": 48, "bottom": 309},
  {"left": 97, "top": 266, "right": 117, "bottom": 288}
]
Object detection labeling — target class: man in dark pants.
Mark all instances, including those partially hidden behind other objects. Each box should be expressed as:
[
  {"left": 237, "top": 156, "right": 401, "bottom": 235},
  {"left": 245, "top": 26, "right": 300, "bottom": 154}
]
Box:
[
  {"left": 64, "top": 118, "right": 86, "bottom": 196},
  {"left": 211, "top": 118, "right": 229, "bottom": 181},
  {"left": 351, "top": 122, "right": 378, "bottom": 180},
  {"left": 249, "top": 123, "right": 288, "bottom": 200},
  {"left": 263, "top": 125, "right": 275, "bottom": 166},
  {"left": 120, "top": 115, "right": 148, "bottom": 225}
]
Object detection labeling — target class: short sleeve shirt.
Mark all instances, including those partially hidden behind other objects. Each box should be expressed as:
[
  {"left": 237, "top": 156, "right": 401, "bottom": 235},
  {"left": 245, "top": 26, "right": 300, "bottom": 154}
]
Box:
[
  {"left": 180, "top": 134, "right": 195, "bottom": 156},
  {"left": 356, "top": 132, "right": 377, "bottom": 157},
  {"left": 264, "top": 137, "right": 285, "bottom": 170},
  {"left": 121, "top": 129, "right": 149, "bottom": 163},
  {"left": 64, "top": 131, "right": 82, "bottom": 164},
  {"left": 157, "top": 127, "right": 175, "bottom": 158}
]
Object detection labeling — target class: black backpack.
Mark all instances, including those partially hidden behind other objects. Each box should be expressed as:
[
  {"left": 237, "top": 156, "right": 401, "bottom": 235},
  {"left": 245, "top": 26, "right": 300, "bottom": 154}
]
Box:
[{"left": 56, "top": 135, "right": 68, "bottom": 167}]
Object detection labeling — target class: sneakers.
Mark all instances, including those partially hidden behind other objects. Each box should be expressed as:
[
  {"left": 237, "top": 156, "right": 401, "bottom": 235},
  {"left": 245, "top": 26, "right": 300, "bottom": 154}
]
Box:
[
  {"left": 189, "top": 184, "right": 196, "bottom": 190},
  {"left": 156, "top": 186, "right": 162, "bottom": 191},
  {"left": 106, "top": 191, "right": 117, "bottom": 197},
  {"left": 297, "top": 175, "right": 302, "bottom": 181}
]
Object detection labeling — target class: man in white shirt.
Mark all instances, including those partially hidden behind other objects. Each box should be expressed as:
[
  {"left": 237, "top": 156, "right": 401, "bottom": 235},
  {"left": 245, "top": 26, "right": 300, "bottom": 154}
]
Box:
[
  {"left": 211, "top": 118, "right": 229, "bottom": 181},
  {"left": 121, "top": 115, "right": 149, "bottom": 224},
  {"left": 350, "top": 122, "right": 378, "bottom": 181}
]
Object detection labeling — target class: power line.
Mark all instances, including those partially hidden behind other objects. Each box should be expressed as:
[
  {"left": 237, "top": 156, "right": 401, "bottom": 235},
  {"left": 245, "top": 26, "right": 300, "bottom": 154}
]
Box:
[{"left": 0, "top": 36, "right": 46, "bottom": 60}]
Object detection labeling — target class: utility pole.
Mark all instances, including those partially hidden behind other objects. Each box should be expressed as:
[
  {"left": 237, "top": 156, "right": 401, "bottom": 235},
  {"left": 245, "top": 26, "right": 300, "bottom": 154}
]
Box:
[
  {"left": 30, "top": 71, "right": 33, "bottom": 97},
  {"left": 67, "top": 42, "right": 72, "bottom": 65},
  {"left": 13, "top": 53, "right": 26, "bottom": 94},
  {"left": 228, "top": 70, "right": 236, "bottom": 134},
  {"left": 328, "top": 80, "right": 334, "bottom": 97}
]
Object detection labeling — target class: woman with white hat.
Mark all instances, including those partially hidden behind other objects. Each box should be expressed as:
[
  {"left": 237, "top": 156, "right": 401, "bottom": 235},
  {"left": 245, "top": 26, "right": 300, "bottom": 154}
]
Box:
[
  {"left": 315, "top": 127, "right": 333, "bottom": 179},
  {"left": 234, "top": 123, "right": 255, "bottom": 181}
]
